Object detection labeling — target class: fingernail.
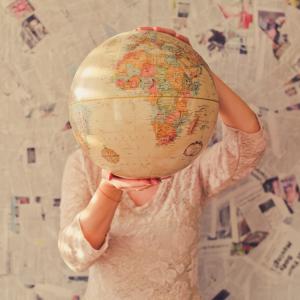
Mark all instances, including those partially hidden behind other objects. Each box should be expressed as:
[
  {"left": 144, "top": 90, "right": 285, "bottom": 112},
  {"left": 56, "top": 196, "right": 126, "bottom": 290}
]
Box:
[
  {"left": 136, "top": 26, "right": 154, "bottom": 31},
  {"left": 154, "top": 26, "right": 176, "bottom": 36},
  {"left": 150, "top": 178, "right": 160, "bottom": 184},
  {"left": 175, "top": 33, "right": 191, "bottom": 45}
]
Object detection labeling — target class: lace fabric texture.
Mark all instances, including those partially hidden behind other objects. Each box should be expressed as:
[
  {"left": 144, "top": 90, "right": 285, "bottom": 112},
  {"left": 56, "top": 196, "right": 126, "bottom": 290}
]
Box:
[{"left": 58, "top": 117, "right": 267, "bottom": 300}]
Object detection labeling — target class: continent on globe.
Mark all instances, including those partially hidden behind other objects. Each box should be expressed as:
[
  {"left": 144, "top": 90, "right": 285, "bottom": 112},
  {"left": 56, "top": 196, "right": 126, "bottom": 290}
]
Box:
[{"left": 101, "top": 147, "right": 120, "bottom": 164}]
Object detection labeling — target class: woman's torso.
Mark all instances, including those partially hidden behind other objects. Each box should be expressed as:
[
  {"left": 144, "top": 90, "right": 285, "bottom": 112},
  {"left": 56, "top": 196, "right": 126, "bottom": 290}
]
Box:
[{"left": 80, "top": 149, "right": 205, "bottom": 299}]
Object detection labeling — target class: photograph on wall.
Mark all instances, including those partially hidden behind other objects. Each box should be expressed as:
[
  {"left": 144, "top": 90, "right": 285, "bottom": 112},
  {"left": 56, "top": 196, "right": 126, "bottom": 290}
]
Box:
[
  {"left": 196, "top": 25, "right": 227, "bottom": 60},
  {"left": 7, "top": 0, "right": 34, "bottom": 19},
  {"left": 257, "top": 9, "right": 290, "bottom": 60},
  {"left": 217, "top": 0, "right": 254, "bottom": 30},
  {"left": 20, "top": 14, "right": 48, "bottom": 49},
  {"left": 172, "top": 0, "right": 191, "bottom": 30}
]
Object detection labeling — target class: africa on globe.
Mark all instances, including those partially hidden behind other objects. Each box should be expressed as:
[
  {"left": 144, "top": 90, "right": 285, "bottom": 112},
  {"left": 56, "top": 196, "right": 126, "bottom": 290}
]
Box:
[{"left": 68, "top": 28, "right": 219, "bottom": 178}]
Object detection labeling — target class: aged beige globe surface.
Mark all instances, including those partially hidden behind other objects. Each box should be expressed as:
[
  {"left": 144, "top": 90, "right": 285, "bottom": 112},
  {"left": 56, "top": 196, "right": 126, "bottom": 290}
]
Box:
[{"left": 69, "top": 29, "right": 219, "bottom": 178}]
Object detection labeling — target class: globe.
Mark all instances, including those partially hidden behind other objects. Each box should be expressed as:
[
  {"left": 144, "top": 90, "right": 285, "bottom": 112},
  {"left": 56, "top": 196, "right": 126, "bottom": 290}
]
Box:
[{"left": 69, "top": 28, "right": 219, "bottom": 179}]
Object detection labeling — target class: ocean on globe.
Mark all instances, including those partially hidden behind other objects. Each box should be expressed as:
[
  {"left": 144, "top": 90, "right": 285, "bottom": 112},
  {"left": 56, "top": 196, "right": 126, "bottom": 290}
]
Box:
[{"left": 69, "top": 28, "right": 219, "bottom": 179}]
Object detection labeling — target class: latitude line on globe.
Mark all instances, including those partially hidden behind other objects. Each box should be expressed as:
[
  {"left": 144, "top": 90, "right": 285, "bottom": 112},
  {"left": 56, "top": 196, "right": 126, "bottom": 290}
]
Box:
[{"left": 71, "top": 96, "right": 219, "bottom": 104}]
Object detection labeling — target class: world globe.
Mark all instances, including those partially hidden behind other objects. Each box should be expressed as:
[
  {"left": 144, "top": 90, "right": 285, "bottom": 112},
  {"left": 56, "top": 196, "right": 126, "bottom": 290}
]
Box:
[{"left": 69, "top": 28, "right": 219, "bottom": 179}]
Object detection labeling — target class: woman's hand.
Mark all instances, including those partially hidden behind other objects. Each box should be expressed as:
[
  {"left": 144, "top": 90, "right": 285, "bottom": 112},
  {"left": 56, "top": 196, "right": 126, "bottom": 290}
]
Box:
[
  {"left": 101, "top": 169, "right": 165, "bottom": 192},
  {"left": 136, "top": 26, "right": 191, "bottom": 45},
  {"left": 136, "top": 26, "right": 212, "bottom": 73}
]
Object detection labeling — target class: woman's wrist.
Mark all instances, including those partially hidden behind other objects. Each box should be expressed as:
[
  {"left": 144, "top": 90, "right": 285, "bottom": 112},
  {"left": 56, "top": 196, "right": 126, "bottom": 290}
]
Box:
[{"left": 99, "top": 180, "right": 123, "bottom": 200}]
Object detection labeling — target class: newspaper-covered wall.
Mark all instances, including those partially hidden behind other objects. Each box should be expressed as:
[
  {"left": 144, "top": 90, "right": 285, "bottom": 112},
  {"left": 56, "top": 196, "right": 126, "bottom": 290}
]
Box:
[{"left": 0, "top": 0, "right": 299, "bottom": 299}]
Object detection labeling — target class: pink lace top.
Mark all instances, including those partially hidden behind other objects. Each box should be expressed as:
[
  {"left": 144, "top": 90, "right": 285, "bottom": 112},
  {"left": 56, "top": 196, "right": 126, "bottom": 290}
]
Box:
[{"left": 58, "top": 117, "right": 267, "bottom": 300}]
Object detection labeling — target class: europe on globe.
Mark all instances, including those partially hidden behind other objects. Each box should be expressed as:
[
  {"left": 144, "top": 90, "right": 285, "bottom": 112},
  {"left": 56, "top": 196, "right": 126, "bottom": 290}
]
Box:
[{"left": 69, "top": 28, "right": 219, "bottom": 178}]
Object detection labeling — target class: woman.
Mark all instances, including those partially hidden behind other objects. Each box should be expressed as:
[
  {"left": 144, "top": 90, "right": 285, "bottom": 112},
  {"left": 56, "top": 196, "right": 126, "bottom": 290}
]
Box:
[{"left": 58, "top": 27, "right": 267, "bottom": 300}]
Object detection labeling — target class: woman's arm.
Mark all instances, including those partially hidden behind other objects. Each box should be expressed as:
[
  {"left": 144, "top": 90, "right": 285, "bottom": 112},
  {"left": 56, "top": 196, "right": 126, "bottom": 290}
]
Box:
[
  {"left": 58, "top": 150, "right": 121, "bottom": 273},
  {"left": 136, "top": 25, "right": 260, "bottom": 134},
  {"left": 211, "top": 71, "right": 261, "bottom": 133},
  {"left": 195, "top": 72, "right": 267, "bottom": 199}
]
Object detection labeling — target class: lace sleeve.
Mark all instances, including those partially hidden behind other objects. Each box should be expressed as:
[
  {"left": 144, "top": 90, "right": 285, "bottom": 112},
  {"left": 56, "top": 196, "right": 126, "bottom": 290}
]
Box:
[
  {"left": 196, "top": 114, "right": 267, "bottom": 200},
  {"left": 57, "top": 149, "right": 110, "bottom": 272}
]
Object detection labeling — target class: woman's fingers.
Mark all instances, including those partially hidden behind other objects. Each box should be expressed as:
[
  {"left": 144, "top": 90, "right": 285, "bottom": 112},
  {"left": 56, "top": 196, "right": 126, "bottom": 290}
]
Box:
[
  {"left": 149, "top": 178, "right": 161, "bottom": 184},
  {"left": 104, "top": 172, "right": 161, "bottom": 191},
  {"left": 154, "top": 26, "right": 176, "bottom": 36},
  {"left": 137, "top": 26, "right": 176, "bottom": 36},
  {"left": 175, "top": 32, "right": 191, "bottom": 45},
  {"left": 101, "top": 169, "right": 169, "bottom": 191},
  {"left": 136, "top": 26, "right": 191, "bottom": 45}
]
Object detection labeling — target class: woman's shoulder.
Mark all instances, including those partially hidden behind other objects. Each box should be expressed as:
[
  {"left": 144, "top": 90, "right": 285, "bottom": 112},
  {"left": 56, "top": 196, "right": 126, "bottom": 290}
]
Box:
[
  {"left": 68, "top": 147, "right": 102, "bottom": 195},
  {"left": 66, "top": 147, "right": 81, "bottom": 161}
]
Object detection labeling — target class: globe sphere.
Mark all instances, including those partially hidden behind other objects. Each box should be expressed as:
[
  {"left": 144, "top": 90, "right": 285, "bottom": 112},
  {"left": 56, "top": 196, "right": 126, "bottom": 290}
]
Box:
[{"left": 69, "top": 28, "right": 219, "bottom": 178}]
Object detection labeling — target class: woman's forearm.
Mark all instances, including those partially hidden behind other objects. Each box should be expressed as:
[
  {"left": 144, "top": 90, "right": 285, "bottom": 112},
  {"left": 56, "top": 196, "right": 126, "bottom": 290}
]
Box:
[
  {"left": 211, "top": 72, "right": 260, "bottom": 133},
  {"left": 78, "top": 181, "right": 122, "bottom": 250}
]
